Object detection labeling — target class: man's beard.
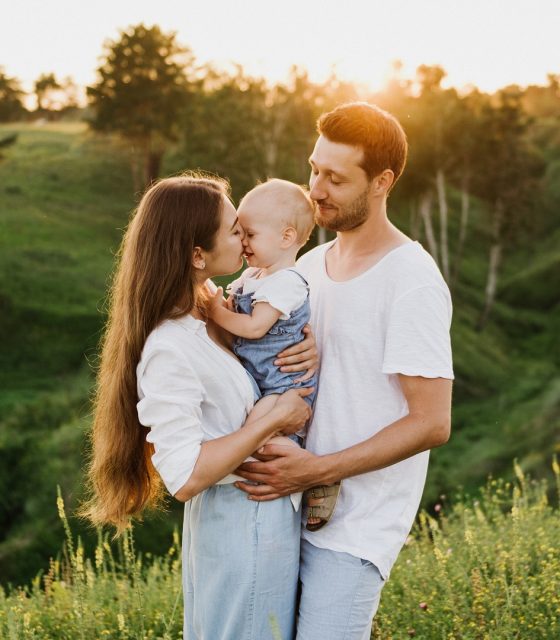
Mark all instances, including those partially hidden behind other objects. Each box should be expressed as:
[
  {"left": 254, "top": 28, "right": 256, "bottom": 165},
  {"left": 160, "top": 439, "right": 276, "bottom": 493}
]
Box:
[{"left": 314, "top": 187, "right": 370, "bottom": 232}]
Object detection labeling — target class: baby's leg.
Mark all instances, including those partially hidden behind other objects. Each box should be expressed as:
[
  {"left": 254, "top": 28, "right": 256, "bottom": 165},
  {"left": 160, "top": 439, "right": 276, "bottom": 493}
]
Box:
[{"left": 245, "top": 394, "right": 301, "bottom": 451}]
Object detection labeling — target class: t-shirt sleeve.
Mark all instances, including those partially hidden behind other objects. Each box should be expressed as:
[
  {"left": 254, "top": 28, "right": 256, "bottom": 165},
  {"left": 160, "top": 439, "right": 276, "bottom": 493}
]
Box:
[
  {"left": 382, "top": 285, "right": 454, "bottom": 379},
  {"left": 136, "top": 344, "right": 205, "bottom": 496},
  {"left": 252, "top": 271, "right": 308, "bottom": 319}
]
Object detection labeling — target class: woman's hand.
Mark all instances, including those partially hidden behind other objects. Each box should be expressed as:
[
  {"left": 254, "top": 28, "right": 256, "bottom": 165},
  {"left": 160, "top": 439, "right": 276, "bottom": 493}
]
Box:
[
  {"left": 274, "top": 325, "right": 318, "bottom": 382},
  {"left": 273, "top": 388, "right": 313, "bottom": 436}
]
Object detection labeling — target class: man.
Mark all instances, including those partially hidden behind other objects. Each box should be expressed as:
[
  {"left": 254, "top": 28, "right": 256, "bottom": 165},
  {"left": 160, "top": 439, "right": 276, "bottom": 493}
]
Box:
[{"left": 236, "top": 102, "right": 454, "bottom": 639}]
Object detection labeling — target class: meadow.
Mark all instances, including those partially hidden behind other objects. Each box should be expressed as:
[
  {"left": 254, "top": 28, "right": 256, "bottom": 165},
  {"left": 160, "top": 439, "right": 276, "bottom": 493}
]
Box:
[
  {"left": 0, "top": 119, "right": 559, "bottom": 636},
  {"left": 1, "top": 462, "right": 558, "bottom": 639}
]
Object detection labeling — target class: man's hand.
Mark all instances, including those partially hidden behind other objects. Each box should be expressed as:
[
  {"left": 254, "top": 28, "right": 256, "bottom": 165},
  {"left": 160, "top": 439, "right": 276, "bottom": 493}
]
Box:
[
  {"left": 274, "top": 325, "right": 318, "bottom": 382},
  {"left": 235, "top": 445, "right": 323, "bottom": 501}
]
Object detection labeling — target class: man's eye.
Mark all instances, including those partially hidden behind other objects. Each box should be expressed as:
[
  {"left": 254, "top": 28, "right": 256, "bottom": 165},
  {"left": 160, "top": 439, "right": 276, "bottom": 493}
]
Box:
[{"left": 330, "top": 178, "right": 341, "bottom": 185}]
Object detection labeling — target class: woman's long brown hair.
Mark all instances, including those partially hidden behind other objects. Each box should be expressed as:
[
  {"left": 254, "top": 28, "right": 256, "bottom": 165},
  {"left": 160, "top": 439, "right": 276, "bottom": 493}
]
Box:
[{"left": 81, "top": 174, "right": 229, "bottom": 534}]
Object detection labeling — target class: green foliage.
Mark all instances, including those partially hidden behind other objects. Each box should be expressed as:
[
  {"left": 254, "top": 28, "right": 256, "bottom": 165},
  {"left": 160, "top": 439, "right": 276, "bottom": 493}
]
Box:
[
  {"left": 1, "top": 464, "right": 558, "bottom": 638},
  {"left": 0, "top": 69, "right": 26, "bottom": 122},
  {"left": 87, "top": 24, "right": 192, "bottom": 187},
  {"left": 373, "top": 461, "right": 560, "bottom": 639}
]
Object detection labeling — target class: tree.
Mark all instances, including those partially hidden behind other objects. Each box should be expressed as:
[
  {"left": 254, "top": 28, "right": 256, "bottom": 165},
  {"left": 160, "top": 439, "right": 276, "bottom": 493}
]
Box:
[
  {"left": 87, "top": 24, "right": 192, "bottom": 190},
  {"left": 33, "top": 73, "right": 79, "bottom": 117},
  {"left": 34, "top": 73, "right": 61, "bottom": 111},
  {"left": 472, "top": 89, "right": 545, "bottom": 328},
  {"left": 0, "top": 69, "right": 25, "bottom": 122}
]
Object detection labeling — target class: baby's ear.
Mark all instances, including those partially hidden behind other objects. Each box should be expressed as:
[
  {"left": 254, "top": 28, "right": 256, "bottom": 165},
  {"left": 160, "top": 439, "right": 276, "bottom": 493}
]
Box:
[{"left": 281, "top": 226, "right": 298, "bottom": 247}]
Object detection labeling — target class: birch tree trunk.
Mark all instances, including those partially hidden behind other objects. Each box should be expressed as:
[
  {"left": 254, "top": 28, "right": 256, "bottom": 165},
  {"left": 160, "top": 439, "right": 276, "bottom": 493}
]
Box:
[
  {"left": 409, "top": 200, "right": 420, "bottom": 240},
  {"left": 419, "top": 191, "right": 439, "bottom": 264},
  {"left": 478, "top": 199, "right": 504, "bottom": 330},
  {"left": 436, "top": 168, "right": 450, "bottom": 282},
  {"left": 316, "top": 227, "right": 328, "bottom": 245},
  {"left": 452, "top": 172, "right": 471, "bottom": 288}
]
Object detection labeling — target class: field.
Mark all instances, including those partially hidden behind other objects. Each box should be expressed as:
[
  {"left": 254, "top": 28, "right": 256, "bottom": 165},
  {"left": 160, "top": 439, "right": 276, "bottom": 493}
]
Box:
[
  {"left": 1, "top": 464, "right": 558, "bottom": 639},
  {"left": 0, "top": 122, "right": 559, "bottom": 634}
]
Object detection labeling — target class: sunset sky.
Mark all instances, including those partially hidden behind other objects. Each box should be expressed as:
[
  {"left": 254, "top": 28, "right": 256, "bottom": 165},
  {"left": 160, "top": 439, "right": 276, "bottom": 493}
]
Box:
[{"left": 2, "top": 0, "right": 559, "bottom": 100}]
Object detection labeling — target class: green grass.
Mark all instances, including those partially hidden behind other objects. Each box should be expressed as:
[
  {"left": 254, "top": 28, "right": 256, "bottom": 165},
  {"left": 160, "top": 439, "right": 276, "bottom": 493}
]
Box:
[
  {"left": 0, "top": 122, "right": 133, "bottom": 407},
  {"left": 0, "top": 462, "right": 558, "bottom": 639},
  {"left": 1, "top": 122, "right": 560, "bottom": 589}
]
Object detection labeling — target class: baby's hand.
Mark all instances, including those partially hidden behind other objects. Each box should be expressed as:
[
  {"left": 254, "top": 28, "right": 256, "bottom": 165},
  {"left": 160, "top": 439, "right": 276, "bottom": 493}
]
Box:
[{"left": 208, "top": 286, "right": 225, "bottom": 318}]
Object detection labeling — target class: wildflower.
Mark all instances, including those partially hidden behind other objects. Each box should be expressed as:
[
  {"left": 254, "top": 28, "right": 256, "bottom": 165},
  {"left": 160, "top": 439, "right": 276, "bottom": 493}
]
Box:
[
  {"left": 408, "top": 628, "right": 416, "bottom": 637},
  {"left": 552, "top": 456, "right": 559, "bottom": 477},
  {"left": 117, "top": 613, "right": 126, "bottom": 632},
  {"left": 57, "top": 495, "right": 65, "bottom": 520},
  {"left": 434, "top": 504, "right": 442, "bottom": 513},
  {"left": 419, "top": 602, "right": 428, "bottom": 610}
]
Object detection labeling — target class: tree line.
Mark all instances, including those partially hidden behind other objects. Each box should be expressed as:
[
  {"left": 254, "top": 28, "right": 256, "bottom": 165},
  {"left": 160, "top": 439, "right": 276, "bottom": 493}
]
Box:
[{"left": 1, "top": 23, "right": 559, "bottom": 326}]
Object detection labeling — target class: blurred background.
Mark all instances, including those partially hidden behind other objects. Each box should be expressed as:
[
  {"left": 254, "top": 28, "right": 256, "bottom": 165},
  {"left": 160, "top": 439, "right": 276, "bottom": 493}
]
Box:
[{"left": 1, "top": 0, "right": 559, "bottom": 588}]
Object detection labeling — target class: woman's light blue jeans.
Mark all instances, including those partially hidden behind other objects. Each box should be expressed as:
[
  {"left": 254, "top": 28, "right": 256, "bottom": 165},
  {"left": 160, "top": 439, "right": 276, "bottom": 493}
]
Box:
[{"left": 183, "top": 483, "right": 300, "bottom": 639}]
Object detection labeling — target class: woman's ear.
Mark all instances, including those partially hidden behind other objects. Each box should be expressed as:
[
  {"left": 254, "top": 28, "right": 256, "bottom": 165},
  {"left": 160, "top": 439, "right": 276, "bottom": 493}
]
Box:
[
  {"left": 192, "top": 246, "right": 207, "bottom": 270},
  {"left": 281, "top": 226, "right": 298, "bottom": 248}
]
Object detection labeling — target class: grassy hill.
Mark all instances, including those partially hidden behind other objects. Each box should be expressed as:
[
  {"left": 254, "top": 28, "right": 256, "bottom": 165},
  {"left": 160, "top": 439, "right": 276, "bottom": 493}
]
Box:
[{"left": 0, "top": 122, "right": 559, "bottom": 587}]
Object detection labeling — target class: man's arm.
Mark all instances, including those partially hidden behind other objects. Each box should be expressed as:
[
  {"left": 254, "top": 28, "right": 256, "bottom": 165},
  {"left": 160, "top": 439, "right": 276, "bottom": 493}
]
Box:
[{"left": 235, "top": 375, "right": 452, "bottom": 500}]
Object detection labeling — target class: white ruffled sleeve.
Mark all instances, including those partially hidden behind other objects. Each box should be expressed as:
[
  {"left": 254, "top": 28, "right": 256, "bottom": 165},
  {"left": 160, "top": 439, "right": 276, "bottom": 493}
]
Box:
[
  {"left": 252, "top": 270, "right": 308, "bottom": 319},
  {"left": 137, "top": 344, "right": 205, "bottom": 496}
]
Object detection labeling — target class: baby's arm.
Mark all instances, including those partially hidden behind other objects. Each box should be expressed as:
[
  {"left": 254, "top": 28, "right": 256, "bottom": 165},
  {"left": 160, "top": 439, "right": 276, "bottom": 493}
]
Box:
[{"left": 209, "top": 287, "right": 281, "bottom": 339}]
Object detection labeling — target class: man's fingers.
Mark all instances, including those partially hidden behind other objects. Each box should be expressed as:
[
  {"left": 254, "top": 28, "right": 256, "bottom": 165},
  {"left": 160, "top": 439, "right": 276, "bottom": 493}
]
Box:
[
  {"left": 235, "top": 470, "right": 272, "bottom": 483},
  {"left": 294, "top": 367, "right": 317, "bottom": 383},
  {"left": 255, "top": 444, "right": 293, "bottom": 458},
  {"left": 235, "top": 482, "right": 280, "bottom": 499}
]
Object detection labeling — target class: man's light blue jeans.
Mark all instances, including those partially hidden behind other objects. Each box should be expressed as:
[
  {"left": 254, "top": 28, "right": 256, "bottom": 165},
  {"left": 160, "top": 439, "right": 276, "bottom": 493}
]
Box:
[{"left": 296, "top": 539, "right": 385, "bottom": 640}]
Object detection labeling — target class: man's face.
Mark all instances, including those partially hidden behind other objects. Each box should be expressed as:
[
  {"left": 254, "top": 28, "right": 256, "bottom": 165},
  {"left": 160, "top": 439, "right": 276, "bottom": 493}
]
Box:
[{"left": 308, "top": 135, "right": 372, "bottom": 232}]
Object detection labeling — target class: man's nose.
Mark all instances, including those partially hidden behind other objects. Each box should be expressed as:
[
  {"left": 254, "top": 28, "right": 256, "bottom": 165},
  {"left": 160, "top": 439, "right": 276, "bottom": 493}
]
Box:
[{"left": 309, "top": 176, "right": 326, "bottom": 202}]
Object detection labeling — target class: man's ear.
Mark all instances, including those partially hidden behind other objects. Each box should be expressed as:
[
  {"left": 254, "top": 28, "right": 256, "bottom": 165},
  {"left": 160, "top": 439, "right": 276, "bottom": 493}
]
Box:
[
  {"left": 192, "top": 246, "right": 207, "bottom": 270},
  {"left": 280, "top": 226, "right": 298, "bottom": 248},
  {"left": 371, "top": 169, "right": 395, "bottom": 196}
]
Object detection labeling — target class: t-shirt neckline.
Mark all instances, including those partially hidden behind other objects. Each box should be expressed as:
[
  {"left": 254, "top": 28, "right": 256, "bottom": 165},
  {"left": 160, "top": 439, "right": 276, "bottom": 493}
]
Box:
[{"left": 321, "top": 239, "right": 418, "bottom": 284}]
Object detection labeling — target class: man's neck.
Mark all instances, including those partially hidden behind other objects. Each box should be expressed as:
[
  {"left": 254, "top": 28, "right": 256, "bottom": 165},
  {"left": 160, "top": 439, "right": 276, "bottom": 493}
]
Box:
[
  {"left": 324, "top": 204, "right": 411, "bottom": 282},
  {"left": 333, "top": 207, "right": 409, "bottom": 260}
]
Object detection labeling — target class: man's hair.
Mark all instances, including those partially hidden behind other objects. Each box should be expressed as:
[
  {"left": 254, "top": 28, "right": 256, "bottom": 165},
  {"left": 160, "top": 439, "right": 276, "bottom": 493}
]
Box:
[{"left": 317, "top": 102, "right": 408, "bottom": 189}]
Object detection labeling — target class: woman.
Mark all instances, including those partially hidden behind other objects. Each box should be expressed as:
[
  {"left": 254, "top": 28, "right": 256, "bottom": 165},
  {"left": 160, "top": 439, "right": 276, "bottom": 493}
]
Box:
[{"left": 83, "top": 174, "right": 316, "bottom": 639}]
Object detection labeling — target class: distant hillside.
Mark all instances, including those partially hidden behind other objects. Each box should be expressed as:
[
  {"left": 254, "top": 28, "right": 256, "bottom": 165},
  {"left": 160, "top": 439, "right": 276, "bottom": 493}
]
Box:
[{"left": 0, "top": 123, "right": 558, "bottom": 586}]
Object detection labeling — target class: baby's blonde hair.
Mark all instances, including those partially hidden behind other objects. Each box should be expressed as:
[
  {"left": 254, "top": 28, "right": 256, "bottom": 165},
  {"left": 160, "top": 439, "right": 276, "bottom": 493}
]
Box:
[{"left": 242, "top": 178, "right": 315, "bottom": 245}]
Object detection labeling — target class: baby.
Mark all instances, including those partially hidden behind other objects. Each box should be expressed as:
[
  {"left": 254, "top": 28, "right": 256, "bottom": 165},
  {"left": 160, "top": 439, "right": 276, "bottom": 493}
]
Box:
[{"left": 209, "top": 178, "right": 318, "bottom": 443}]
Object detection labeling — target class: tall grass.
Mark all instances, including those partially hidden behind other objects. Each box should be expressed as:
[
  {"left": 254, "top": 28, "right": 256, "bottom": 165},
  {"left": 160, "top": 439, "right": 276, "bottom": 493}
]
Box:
[{"left": 1, "top": 461, "right": 559, "bottom": 639}]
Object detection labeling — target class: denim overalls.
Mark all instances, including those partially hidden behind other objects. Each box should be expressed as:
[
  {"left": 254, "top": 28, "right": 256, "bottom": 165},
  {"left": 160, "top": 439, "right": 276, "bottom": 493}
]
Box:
[{"left": 231, "top": 269, "right": 318, "bottom": 407}]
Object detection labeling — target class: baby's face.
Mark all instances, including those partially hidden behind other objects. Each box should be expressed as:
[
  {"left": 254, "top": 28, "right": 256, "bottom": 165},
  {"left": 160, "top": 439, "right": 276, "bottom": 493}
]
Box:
[{"left": 237, "top": 193, "right": 287, "bottom": 269}]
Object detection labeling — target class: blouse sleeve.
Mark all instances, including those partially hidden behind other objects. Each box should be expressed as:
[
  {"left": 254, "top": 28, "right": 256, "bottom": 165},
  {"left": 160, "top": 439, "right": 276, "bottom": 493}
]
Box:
[{"left": 137, "top": 343, "right": 205, "bottom": 496}]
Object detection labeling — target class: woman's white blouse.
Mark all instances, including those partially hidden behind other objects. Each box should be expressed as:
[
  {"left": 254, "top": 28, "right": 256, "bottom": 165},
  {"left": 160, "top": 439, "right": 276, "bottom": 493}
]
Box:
[{"left": 136, "top": 314, "right": 255, "bottom": 496}]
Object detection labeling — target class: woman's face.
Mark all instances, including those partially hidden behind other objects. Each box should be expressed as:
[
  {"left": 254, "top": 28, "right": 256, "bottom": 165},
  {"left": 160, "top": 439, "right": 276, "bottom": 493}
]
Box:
[{"left": 205, "top": 197, "right": 245, "bottom": 277}]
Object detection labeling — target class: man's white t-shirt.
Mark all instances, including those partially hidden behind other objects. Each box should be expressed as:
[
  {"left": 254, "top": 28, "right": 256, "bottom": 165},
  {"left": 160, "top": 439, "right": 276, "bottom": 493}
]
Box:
[{"left": 297, "top": 240, "right": 454, "bottom": 579}]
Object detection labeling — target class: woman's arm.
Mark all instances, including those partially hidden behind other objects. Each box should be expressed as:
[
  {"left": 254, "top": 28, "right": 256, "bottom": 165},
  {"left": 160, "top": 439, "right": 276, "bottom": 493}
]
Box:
[{"left": 173, "top": 388, "right": 312, "bottom": 501}]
